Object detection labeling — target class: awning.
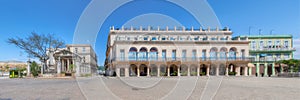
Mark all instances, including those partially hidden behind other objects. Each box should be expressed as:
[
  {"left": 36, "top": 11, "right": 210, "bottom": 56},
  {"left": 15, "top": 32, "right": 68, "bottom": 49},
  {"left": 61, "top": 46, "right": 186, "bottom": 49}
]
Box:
[{"left": 247, "top": 63, "right": 255, "bottom": 68}]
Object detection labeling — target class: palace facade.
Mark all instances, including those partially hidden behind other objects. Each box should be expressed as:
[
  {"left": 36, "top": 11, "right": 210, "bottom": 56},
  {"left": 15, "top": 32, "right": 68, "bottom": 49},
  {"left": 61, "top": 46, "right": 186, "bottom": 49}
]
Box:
[
  {"left": 238, "top": 35, "right": 295, "bottom": 77},
  {"left": 104, "top": 26, "right": 253, "bottom": 77}
]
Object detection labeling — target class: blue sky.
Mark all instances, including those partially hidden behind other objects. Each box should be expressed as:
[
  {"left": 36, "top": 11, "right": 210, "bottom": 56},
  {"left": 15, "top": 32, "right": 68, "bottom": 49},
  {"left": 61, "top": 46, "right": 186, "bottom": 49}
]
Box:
[{"left": 0, "top": 0, "right": 299, "bottom": 65}]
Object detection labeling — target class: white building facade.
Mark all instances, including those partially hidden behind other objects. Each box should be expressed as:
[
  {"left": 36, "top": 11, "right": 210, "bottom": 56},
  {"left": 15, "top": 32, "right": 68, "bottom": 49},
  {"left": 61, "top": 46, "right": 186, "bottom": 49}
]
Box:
[
  {"left": 47, "top": 44, "right": 98, "bottom": 76},
  {"left": 105, "top": 26, "right": 252, "bottom": 77}
]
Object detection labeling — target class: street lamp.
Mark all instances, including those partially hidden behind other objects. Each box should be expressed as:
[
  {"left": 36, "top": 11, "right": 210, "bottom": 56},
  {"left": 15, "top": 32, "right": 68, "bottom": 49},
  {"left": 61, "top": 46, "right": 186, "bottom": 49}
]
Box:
[
  {"left": 248, "top": 26, "right": 253, "bottom": 35},
  {"left": 259, "top": 29, "right": 262, "bottom": 35},
  {"left": 27, "top": 58, "right": 31, "bottom": 77}
]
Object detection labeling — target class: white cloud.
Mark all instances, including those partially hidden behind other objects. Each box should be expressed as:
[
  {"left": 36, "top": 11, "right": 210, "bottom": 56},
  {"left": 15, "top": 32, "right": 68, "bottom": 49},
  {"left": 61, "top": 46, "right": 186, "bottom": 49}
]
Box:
[{"left": 293, "top": 38, "right": 300, "bottom": 59}]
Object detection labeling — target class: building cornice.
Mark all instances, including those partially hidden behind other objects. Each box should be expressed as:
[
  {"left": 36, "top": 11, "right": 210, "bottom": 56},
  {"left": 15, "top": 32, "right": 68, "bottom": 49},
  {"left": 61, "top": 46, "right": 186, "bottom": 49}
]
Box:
[
  {"left": 239, "top": 35, "right": 293, "bottom": 39},
  {"left": 114, "top": 40, "right": 250, "bottom": 45},
  {"left": 110, "top": 31, "right": 233, "bottom": 35}
]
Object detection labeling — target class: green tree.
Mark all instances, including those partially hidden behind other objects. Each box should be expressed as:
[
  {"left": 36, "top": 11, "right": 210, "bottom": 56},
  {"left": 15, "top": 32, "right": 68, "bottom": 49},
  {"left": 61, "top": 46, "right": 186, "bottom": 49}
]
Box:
[
  {"left": 69, "top": 64, "right": 75, "bottom": 72},
  {"left": 4, "top": 65, "right": 9, "bottom": 72},
  {"left": 7, "top": 32, "right": 65, "bottom": 74},
  {"left": 278, "top": 59, "right": 300, "bottom": 72},
  {"left": 30, "top": 61, "right": 39, "bottom": 77},
  {"left": 0, "top": 66, "right": 3, "bottom": 72}
]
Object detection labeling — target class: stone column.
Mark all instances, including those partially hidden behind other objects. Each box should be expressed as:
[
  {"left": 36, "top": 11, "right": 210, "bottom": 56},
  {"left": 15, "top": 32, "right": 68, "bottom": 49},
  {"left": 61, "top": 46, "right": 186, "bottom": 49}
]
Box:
[
  {"left": 244, "top": 67, "right": 248, "bottom": 76},
  {"left": 187, "top": 66, "right": 190, "bottom": 76},
  {"left": 147, "top": 66, "right": 150, "bottom": 77},
  {"left": 67, "top": 59, "right": 70, "bottom": 72},
  {"left": 225, "top": 65, "right": 229, "bottom": 76},
  {"left": 59, "top": 59, "right": 64, "bottom": 72},
  {"left": 137, "top": 66, "right": 140, "bottom": 77},
  {"left": 57, "top": 60, "right": 61, "bottom": 74},
  {"left": 264, "top": 63, "right": 268, "bottom": 77},
  {"left": 235, "top": 67, "right": 240, "bottom": 76},
  {"left": 206, "top": 65, "right": 210, "bottom": 76},
  {"left": 272, "top": 63, "right": 275, "bottom": 76},
  {"left": 116, "top": 68, "right": 120, "bottom": 77},
  {"left": 280, "top": 66, "right": 283, "bottom": 73},
  {"left": 177, "top": 66, "right": 180, "bottom": 76},
  {"left": 62, "top": 59, "right": 65, "bottom": 72},
  {"left": 226, "top": 52, "right": 229, "bottom": 61},
  {"left": 197, "top": 66, "right": 200, "bottom": 76},
  {"left": 167, "top": 66, "right": 170, "bottom": 77},
  {"left": 27, "top": 61, "right": 31, "bottom": 77},
  {"left": 157, "top": 66, "right": 160, "bottom": 77},
  {"left": 216, "top": 52, "right": 219, "bottom": 60},
  {"left": 256, "top": 63, "right": 260, "bottom": 77},
  {"left": 125, "top": 67, "right": 129, "bottom": 77},
  {"left": 248, "top": 67, "right": 252, "bottom": 76},
  {"left": 216, "top": 67, "right": 219, "bottom": 76}
]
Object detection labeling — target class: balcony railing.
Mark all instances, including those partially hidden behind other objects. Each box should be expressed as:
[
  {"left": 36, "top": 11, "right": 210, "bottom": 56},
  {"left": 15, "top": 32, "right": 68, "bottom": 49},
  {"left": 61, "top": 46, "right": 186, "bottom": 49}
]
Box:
[
  {"left": 251, "top": 57, "right": 291, "bottom": 62},
  {"left": 110, "top": 26, "right": 231, "bottom": 32},
  {"left": 110, "top": 57, "right": 253, "bottom": 62},
  {"left": 250, "top": 48, "right": 296, "bottom": 52}
]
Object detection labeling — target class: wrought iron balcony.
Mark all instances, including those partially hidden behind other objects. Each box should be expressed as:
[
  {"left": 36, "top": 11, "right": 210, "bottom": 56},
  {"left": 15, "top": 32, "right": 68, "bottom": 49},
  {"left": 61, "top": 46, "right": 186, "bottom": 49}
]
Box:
[
  {"left": 250, "top": 48, "right": 296, "bottom": 52},
  {"left": 110, "top": 57, "right": 253, "bottom": 62}
]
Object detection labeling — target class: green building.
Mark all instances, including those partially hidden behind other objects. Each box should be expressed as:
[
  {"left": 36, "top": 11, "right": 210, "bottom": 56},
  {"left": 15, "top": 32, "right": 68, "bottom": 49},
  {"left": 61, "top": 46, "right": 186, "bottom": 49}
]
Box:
[{"left": 238, "top": 35, "right": 295, "bottom": 77}]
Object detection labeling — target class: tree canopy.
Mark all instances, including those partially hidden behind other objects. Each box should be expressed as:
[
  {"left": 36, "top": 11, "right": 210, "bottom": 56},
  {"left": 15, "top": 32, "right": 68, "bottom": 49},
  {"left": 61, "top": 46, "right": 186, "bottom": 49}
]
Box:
[
  {"left": 7, "top": 32, "right": 65, "bottom": 62},
  {"left": 277, "top": 59, "right": 300, "bottom": 72},
  {"left": 7, "top": 32, "right": 65, "bottom": 74}
]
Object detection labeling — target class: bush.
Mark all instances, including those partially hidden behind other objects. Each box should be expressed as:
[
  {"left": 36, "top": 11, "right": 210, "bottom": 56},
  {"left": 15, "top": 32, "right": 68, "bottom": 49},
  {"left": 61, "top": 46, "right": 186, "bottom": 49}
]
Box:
[
  {"left": 181, "top": 71, "right": 188, "bottom": 76},
  {"left": 228, "top": 72, "right": 236, "bottom": 75},
  {"left": 160, "top": 72, "right": 166, "bottom": 76},
  {"left": 171, "top": 71, "right": 177, "bottom": 76},
  {"left": 30, "top": 61, "right": 39, "bottom": 77},
  {"left": 191, "top": 72, "right": 197, "bottom": 76},
  {"left": 200, "top": 72, "right": 206, "bottom": 76},
  {"left": 150, "top": 72, "right": 157, "bottom": 76}
]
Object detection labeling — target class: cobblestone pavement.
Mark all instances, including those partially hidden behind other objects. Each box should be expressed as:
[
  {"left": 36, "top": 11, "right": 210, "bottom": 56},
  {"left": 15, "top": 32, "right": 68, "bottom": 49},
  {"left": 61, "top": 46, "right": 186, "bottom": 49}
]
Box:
[
  {"left": 0, "top": 78, "right": 85, "bottom": 100},
  {"left": 1, "top": 76, "right": 300, "bottom": 100}
]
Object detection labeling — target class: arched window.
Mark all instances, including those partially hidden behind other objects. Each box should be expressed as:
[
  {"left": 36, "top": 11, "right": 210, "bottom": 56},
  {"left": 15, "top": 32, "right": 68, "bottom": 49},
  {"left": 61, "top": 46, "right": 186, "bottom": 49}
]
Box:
[
  {"left": 210, "top": 48, "right": 218, "bottom": 60},
  {"left": 138, "top": 47, "right": 148, "bottom": 61},
  {"left": 149, "top": 47, "right": 158, "bottom": 61},
  {"left": 128, "top": 47, "right": 137, "bottom": 61},
  {"left": 220, "top": 47, "right": 227, "bottom": 60},
  {"left": 229, "top": 47, "right": 237, "bottom": 60}
]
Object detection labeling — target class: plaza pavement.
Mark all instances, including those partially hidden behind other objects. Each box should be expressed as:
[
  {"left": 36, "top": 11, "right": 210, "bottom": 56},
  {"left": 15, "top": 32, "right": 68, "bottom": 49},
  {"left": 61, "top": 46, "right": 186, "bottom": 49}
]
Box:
[{"left": 0, "top": 76, "right": 300, "bottom": 100}]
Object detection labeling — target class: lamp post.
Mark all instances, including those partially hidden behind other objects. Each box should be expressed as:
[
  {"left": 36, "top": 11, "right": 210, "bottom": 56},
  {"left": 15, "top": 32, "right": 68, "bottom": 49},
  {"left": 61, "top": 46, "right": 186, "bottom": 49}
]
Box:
[
  {"left": 248, "top": 26, "right": 253, "bottom": 35},
  {"left": 259, "top": 29, "right": 262, "bottom": 35},
  {"left": 27, "top": 58, "right": 31, "bottom": 77},
  {"left": 248, "top": 27, "right": 251, "bottom": 35}
]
